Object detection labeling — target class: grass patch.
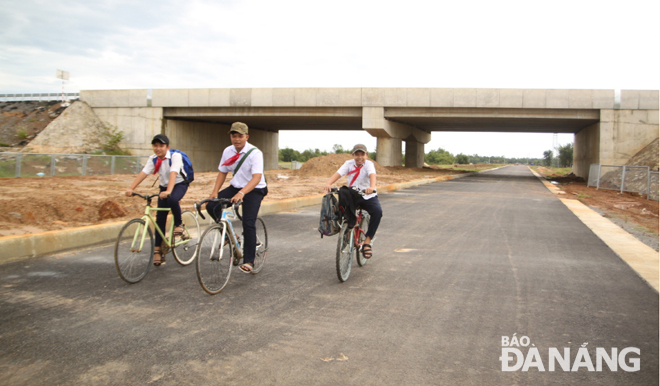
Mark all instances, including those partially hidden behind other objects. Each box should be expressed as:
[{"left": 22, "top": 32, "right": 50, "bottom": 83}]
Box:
[{"left": 16, "top": 127, "right": 28, "bottom": 140}]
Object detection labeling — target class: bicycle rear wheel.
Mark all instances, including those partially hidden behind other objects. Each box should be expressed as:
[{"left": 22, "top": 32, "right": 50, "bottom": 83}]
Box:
[
  {"left": 196, "top": 223, "right": 234, "bottom": 295},
  {"left": 250, "top": 217, "right": 268, "bottom": 274},
  {"left": 115, "top": 218, "right": 153, "bottom": 284},
  {"left": 172, "top": 210, "right": 201, "bottom": 266},
  {"left": 355, "top": 213, "right": 370, "bottom": 267},
  {"left": 336, "top": 222, "right": 353, "bottom": 282}
]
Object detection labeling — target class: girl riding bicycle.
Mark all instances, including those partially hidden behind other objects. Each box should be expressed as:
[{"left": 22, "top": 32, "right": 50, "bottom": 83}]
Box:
[
  {"left": 324, "top": 144, "right": 382, "bottom": 259},
  {"left": 125, "top": 134, "right": 189, "bottom": 266}
]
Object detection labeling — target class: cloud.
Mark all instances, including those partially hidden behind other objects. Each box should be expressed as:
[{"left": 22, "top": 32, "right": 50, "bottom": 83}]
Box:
[{"left": 1, "top": 0, "right": 655, "bottom": 157}]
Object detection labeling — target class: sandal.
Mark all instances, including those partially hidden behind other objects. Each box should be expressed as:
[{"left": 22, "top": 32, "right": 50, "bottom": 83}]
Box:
[
  {"left": 173, "top": 226, "right": 184, "bottom": 236},
  {"left": 153, "top": 248, "right": 166, "bottom": 266},
  {"left": 239, "top": 262, "right": 254, "bottom": 274},
  {"left": 361, "top": 244, "right": 373, "bottom": 259}
]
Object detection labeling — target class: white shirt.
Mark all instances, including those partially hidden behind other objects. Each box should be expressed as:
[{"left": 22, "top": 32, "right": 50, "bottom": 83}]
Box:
[
  {"left": 142, "top": 150, "right": 185, "bottom": 187},
  {"left": 336, "top": 159, "right": 377, "bottom": 200},
  {"left": 218, "top": 142, "right": 267, "bottom": 189}
]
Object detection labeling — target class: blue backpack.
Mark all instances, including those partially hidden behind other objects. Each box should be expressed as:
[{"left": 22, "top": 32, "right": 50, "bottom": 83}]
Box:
[{"left": 153, "top": 149, "right": 194, "bottom": 184}]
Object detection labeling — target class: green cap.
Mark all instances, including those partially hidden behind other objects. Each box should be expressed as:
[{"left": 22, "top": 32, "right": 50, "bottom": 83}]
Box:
[
  {"left": 351, "top": 144, "right": 368, "bottom": 154},
  {"left": 229, "top": 122, "right": 248, "bottom": 135}
]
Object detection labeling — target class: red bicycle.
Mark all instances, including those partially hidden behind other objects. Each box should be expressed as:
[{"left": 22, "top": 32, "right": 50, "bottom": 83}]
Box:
[{"left": 331, "top": 187, "right": 374, "bottom": 282}]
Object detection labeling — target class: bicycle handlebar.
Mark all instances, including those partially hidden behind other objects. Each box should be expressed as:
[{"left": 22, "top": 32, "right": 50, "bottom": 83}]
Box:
[
  {"left": 194, "top": 198, "right": 243, "bottom": 221},
  {"left": 330, "top": 187, "right": 377, "bottom": 196},
  {"left": 131, "top": 192, "right": 160, "bottom": 202}
]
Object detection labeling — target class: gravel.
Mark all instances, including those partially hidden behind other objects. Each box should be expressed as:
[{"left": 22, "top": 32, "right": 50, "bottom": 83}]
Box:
[{"left": 590, "top": 206, "right": 659, "bottom": 251}]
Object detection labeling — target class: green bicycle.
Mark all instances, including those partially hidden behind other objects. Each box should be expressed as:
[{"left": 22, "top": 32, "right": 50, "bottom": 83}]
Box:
[{"left": 114, "top": 192, "right": 201, "bottom": 283}]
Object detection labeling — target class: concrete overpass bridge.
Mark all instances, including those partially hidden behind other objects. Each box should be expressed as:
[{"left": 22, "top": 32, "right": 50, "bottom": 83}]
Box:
[{"left": 80, "top": 88, "right": 658, "bottom": 178}]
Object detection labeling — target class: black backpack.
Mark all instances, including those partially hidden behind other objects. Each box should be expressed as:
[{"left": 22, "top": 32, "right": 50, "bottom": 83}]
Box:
[{"left": 318, "top": 193, "right": 341, "bottom": 238}]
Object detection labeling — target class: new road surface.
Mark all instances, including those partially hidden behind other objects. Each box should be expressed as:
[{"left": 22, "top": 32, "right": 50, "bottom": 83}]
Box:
[{"left": 1, "top": 166, "right": 657, "bottom": 385}]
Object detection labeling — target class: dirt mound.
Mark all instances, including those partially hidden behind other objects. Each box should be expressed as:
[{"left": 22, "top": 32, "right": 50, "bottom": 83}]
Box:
[
  {"left": 99, "top": 200, "right": 127, "bottom": 220},
  {"left": 295, "top": 153, "right": 392, "bottom": 177}
]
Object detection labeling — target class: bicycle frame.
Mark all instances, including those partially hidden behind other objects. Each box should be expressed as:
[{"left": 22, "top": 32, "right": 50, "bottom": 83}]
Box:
[
  {"left": 129, "top": 202, "right": 188, "bottom": 253},
  {"left": 217, "top": 207, "right": 244, "bottom": 259}
]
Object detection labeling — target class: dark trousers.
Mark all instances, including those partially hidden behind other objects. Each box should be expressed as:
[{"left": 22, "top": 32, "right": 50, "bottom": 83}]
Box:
[
  {"left": 156, "top": 183, "right": 188, "bottom": 247},
  {"left": 357, "top": 196, "right": 382, "bottom": 240},
  {"left": 206, "top": 186, "right": 265, "bottom": 264}
]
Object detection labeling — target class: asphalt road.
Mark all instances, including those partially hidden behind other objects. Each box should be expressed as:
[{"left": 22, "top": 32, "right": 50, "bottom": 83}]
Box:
[{"left": 1, "top": 165, "right": 657, "bottom": 385}]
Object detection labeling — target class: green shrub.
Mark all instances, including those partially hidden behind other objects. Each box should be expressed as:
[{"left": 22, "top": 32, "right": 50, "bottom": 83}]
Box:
[
  {"left": 99, "top": 124, "right": 131, "bottom": 155},
  {"left": 16, "top": 127, "right": 29, "bottom": 140}
]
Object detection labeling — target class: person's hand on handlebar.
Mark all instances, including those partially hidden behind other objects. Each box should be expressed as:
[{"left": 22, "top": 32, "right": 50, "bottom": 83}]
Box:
[
  {"left": 323, "top": 184, "right": 333, "bottom": 194},
  {"left": 159, "top": 190, "right": 171, "bottom": 200},
  {"left": 365, "top": 187, "right": 375, "bottom": 195},
  {"left": 125, "top": 188, "right": 134, "bottom": 197},
  {"left": 230, "top": 191, "right": 244, "bottom": 204}
]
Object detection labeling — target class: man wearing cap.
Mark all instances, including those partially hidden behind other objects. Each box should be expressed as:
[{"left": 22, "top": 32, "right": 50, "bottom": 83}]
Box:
[
  {"left": 207, "top": 122, "right": 268, "bottom": 273},
  {"left": 125, "top": 134, "right": 189, "bottom": 266},
  {"left": 323, "top": 144, "right": 382, "bottom": 259}
]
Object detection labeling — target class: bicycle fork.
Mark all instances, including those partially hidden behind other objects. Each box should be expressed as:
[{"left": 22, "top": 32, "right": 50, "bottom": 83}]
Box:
[{"left": 131, "top": 221, "right": 150, "bottom": 253}]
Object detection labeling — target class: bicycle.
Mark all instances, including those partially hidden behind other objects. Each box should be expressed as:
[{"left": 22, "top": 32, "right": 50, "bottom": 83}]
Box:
[
  {"left": 194, "top": 198, "right": 268, "bottom": 295},
  {"left": 331, "top": 187, "right": 375, "bottom": 282},
  {"left": 114, "top": 193, "right": 201, "bottom": 284}
]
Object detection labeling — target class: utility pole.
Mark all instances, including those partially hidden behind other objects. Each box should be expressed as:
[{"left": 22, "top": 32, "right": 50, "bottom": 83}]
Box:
[{"left": 56, "top": 69, "right": 70, "bottom": 107}]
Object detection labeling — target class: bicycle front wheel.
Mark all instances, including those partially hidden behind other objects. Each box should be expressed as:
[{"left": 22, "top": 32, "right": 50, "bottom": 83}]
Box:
[
  {"left": 172, "top": 210, "right": 201, "bottom": 266},
  {"left": 250, "top": 217, "right": 268, "bottom": 274},
  {"left": 355, "top": 214, "right": 370, "bottom": 267},
  {"left": 196, "top": 223, "right": 234, "bottom": 295},
  {"left": 115, "top": 218, "right": 153, "bottom": 284},
  {"left": 336, "top": 222, "right": 353, "bottom": 282}
]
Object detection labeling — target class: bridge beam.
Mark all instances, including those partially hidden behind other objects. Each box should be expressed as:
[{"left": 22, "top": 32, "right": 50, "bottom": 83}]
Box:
[{"left": 362, "top": 107, "right": 430, "bottom": 167}]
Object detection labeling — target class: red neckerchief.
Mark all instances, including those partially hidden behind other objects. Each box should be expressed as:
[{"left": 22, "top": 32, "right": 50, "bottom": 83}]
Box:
[
  {"left": 153, "top": 156, "right": 166, "bottom": 174},
  {"left": 221, "top": 150, "right": 242, "bottom": 167},
  {"left": 346, "top": 163, "right": 363, "bottom": 186}
]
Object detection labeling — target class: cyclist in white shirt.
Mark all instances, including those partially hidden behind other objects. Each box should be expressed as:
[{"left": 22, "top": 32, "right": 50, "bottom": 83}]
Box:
[
  {"left": 207, "top": 122, "right": 268, "bottom": 273},
  {"left": 125, "top": 134, "right": 188, "bottom": 266},
  {"left": 324, "top": 144, "right": 382, "bottom": 259}
]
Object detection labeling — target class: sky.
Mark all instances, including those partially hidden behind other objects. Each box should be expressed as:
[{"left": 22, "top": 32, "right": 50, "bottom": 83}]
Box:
[{"left": 1, "top": 0, "right": 658, "bottom": 158}]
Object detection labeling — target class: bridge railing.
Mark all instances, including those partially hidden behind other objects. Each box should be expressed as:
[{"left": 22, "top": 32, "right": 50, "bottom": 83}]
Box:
[
  {"left": 588, "top": 163, "right": 659, "bottom": 201},
  {"left": 0, "top": 93, "right": 80, "bottom": 102},
  {"left": 0, "top": 152, "right": 142, "bottom": 178}
]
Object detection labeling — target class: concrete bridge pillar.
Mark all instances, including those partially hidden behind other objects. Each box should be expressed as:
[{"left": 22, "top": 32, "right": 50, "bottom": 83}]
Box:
[
  {"left": 165, "top": 120, "right": 279, "bottom": 172},
  {"left": 376, "top": 137, "right": 403, "bottom": 167},
  {"left": 363, "top": 107, "right": 430, "bottom": 167},
  {"left": 405, "top": 137, "right": 425, "bottom": 168}
]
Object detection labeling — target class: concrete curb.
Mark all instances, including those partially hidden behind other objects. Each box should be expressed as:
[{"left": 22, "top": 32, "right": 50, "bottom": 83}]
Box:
[
  {"left": 0, "top": 171, "right": 475, "bottom": 263},
  {"left": 530, "top": 167, "right": 659, "bottom": 291}
]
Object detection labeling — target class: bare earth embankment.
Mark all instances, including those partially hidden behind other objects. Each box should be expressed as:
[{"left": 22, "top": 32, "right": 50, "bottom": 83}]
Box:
[{"left": 0, "top": 153, "right": 480, "bottom": 237}]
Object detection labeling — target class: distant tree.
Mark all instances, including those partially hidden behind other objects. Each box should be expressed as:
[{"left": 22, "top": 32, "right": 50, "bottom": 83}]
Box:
[
  {"left": 543, "top": 150, "right": 553, "bottom": 166},
  {"left": 368, "top": 151, "right": 377, "bottom": 161},
  {"left": 279, "top": 147, "right": 300, "bottom": 162},
  {"left": 455, "top": 153, "right": 469, "bottom": 164},
  {"left": 425, "top": 148, "right": 454, "bottom": 165},
  {"left": 558, "top": 143, "right": 574, "bottom": 167},
  {"left": 332, "top": 144, "right": 350, "bottom": 154}
]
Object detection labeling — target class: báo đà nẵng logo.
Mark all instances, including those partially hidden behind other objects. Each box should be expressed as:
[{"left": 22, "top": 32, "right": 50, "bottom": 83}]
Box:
[{"left": 499, "top": 334, "right": 640, "bottom": 372}]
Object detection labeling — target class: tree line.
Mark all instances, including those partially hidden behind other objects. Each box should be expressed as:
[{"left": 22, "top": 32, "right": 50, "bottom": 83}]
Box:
[{"left": 279, "top": 144, "right": 572, "bottom": 166}]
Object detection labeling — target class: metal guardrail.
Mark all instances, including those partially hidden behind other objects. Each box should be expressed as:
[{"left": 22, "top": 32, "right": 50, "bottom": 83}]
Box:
[
  {"left": 0, "top": 93, "right": 80, "bottom": 102},
  {"left": 588, "top": 163, "right": 659, "bottom": 201},
  {"left": 0, "top": 152, "right": 142, "bottom": 178}
]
